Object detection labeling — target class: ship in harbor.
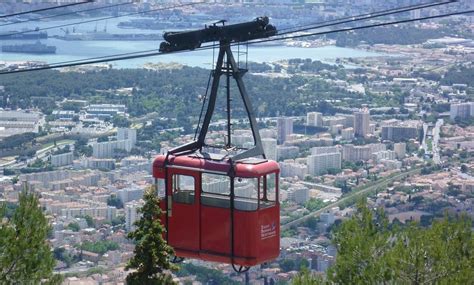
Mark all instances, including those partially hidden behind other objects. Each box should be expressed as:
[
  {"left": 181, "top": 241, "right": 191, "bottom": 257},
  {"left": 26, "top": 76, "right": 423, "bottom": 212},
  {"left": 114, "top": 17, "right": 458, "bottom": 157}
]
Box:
[
  {"left": 53, "top": 25, "right": 162, "bottom": 41},
  {"left": 0, "top": 30, "right": 48, "bottom": 40},
  {"left": 1, "top": 41, "right": 56, "bottom": 54},
  {"left": 53, "top": 31, "right": 163, "bottom": 41}
]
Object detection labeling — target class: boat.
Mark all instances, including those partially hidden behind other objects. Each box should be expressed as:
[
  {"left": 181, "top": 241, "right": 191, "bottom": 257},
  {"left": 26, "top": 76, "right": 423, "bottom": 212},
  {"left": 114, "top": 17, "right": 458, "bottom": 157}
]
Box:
[
  {"left": 1, "top": 42, "right": 56, "bottom": 54},
  {"left": 0, "top": 30, "right": 48, "bottom": 40},
  {"left": 53, "top": 31, "right": 163, "bottom": 41}
]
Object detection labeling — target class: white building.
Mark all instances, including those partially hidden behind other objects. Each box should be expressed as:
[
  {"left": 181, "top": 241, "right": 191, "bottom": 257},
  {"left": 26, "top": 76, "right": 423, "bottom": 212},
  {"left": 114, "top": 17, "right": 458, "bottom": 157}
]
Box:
[
  {"left": 288, "top": 186, "right": 309, "bottom": 204},
  {"left": 117, "top": 128, "right": 137, "bottom": 146},
  {"left": 341, "top": 127, "right": 354, "bottom": 140},
  {"left": 354, "top": 109, "right": 370, "bottom": 137},
  {"left": 371, "top": 150, "right": 396, "bottom": 163},
  {"left": 125, "top": 200, "right": 143, "bottom": 232},
  {"left": 450, "top": 102, "right": 474, "bottom": 120},
  {"left": 79, "top": 158, "right": 116, "bottom": 170},
  {"left": 262, "top": 138, "right": 277, "bottom": 161},
  {"left": 277, "top": 117, "right": 293, "bottom": 144},
  {"left": 306, "top": 112, "right": 323, "bottom": 127},
  {"left": 342, "top": 143, "right": 386, "bottom": 162},
  {"left": 277, "top": 145, "right": 299, "bottom": 161},
  {"left": 279, "top": 160, "right": 308, "bottom": 179},
  {"left": 307, "top": 152, "right": 342, "bottom": 175},
  {"left": 394, "top": 142, "right": 407, "bottom": 159},
  {"left": 118, "top": 187, "right": 144, "bottom": 203},
  {"left": 0, "top": 110, "right": 42, "bottom": 139},
  {"left": 310, "top": 146, "right": 339, "bottom": 155},
  {"left": 92, "top": 139, "right": 134, "bottom": 158},
  {"left": 50, "top": 152, "right": 73, "bottom": 167}
]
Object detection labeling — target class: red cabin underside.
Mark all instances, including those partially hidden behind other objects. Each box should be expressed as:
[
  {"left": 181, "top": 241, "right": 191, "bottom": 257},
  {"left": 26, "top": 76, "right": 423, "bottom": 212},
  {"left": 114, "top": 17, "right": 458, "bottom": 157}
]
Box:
[{"left": 154, "top": 154, "right": 280, "bottom": 267}]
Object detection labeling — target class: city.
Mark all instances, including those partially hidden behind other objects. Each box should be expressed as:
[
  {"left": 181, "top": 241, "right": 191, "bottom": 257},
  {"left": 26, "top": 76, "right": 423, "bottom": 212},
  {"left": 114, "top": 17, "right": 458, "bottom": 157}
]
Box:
[{"left": 0, "top": 0, "right": 474, "bottom": 284}]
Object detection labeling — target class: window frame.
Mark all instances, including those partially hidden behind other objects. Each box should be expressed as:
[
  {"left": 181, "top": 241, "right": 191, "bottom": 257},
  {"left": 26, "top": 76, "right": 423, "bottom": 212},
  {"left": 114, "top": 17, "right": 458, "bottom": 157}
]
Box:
[
  {"left": 155, "top": 178, "right": 166, "bottom": 198},
  {"left": 172, "top": 174, "right": 195, "bottom": 205}
]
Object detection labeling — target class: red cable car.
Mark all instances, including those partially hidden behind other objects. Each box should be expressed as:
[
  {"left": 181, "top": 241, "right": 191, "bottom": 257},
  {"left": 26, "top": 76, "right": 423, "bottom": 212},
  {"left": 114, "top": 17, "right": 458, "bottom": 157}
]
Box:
[
  {"left": 153, "top": 154, "right": 280, "bottom": 271},
  {"left": 154, "top": 18, "right": 280, "bottom": 272}
]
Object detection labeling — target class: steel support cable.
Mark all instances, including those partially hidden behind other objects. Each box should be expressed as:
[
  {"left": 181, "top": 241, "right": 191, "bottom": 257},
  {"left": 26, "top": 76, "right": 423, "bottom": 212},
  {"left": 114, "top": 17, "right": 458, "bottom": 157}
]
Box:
[
  {"left": 0, "top": 1, "right": 454, "bottom": 69},
  {"left": 1, "top": 8, "right": 473, "bottom": 75},
  {"left": 194, "top": 70, "right": 213, "bottom": 140},
  {"left": 0, "top": 1, "right": 134, "bottom": 27},
  {"left": 2, "top": 0, "right": 453, "bottom": 69},
  {"left": 0, "top": 0, "right": 93, "bottom": 19},
  {"left": 276, "top": 0, "right": 456, "bottom": 37},
  {"left": 245, "top": 9, "right": 474, "bottom": 47},
  {"left": 0, "top": 1, "right": 208, "bottom": 38}
]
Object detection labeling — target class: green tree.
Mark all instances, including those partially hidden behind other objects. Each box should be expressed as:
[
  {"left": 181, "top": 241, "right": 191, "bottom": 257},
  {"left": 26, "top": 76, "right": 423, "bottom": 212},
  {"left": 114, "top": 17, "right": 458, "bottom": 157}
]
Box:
[
  {"left": 126, "top": 187, "right": 177, "bottom": 284},
  {"left": 84, "top": 215, "right": 95, "bottom": 228},
  {"left": 67, "top": 222, "right": 80, "bottom": 232},
  {"left": 388, "top": 216, "right": 474, "bottom": 284},
  {"left": 81, "top": 240, "right": 119, "bottom": 255},
  {"left": 0, "top": 189, "right": 62, "bottom": 284},
  {"left": 292, "top": 267, "right": 324, "bottom": 285},
  {"left": 107, "top": 194, "right": 123, "bottom": 209},
  {"left": 326, "top": 201, "right": 474, "bottom": 284},
  {"left": 305, "top": 198, "right": 326, "bottom": 212},
  {"left": 327, "top": 201, "right": 392, "bottom": 284}
]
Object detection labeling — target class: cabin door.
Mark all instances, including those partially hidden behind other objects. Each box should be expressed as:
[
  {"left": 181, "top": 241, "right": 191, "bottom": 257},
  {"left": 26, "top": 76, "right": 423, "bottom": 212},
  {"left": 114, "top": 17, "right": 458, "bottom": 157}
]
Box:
[{"left": 167, "top": 169, "right": 200, "bottom": 252}]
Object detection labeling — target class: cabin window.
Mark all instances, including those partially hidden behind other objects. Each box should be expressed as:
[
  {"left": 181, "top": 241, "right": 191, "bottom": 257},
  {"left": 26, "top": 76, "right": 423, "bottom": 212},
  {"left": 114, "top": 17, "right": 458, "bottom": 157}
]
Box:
[
  {"left": 201, "top": 173, "right": 230, "bottom": 208},
  {"left": 234, "top": 177, "right": 259, "bottom": 211},
  {"left": 156, "top": 178, "right": 165, "bottom": 198},
  {"left": 260, "top": 173, "right": 277, "bottom": 208},
  {"left": 173, "top": 175, "right": 195, "bottom": 204}
]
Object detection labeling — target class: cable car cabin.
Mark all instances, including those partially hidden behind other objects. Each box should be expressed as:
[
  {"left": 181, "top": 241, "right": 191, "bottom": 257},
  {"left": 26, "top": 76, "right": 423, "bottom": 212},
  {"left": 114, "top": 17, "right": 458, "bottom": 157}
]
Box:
[{"left": 153, "top": 153, "right": 280, "bottom": 268}]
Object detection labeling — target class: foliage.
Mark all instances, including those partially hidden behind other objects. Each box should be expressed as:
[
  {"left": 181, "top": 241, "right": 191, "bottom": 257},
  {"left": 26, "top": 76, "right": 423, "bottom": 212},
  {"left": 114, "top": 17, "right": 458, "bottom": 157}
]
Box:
[
  {"left": 0, "top": 189, "right": 62, "bottom": 284},
  {"left": 84, "top": 215, "right": 95, "bottom": 228},
  {"left": 126, "top": 187, "right": 177, "bottom": 284},
  {"left": 52, "top": 145, "right": 71, "bottom": 155},
  {"left": 291, "top": 267, "right": 324, "bottom": 285},
  {"left": 442, "top": 65, "right": 474, "bottom": 87},
  {"left": 112, "top": 115, "right": 131, "bottom": 127},
  {"left": 330, "top": 26, "right": 447, "bottom": 46},
  {"left": 327, "top": 201, "right": 392, "bottom": 284},
  {"left": 107, "top": 194, "right": 123, "bottom": 209},
  {"left": 74, "top": 137, "right": 93, "bottom": 157},
  {"left": 326, "top": 200, "right": 474, "bottom": 284},
  {"left": 279, "top": 257, "right": 310, "bottom": 272},
  {"left": 111, "top": 215, "right": 126, "bottom": 227},
  {"left": 305, "top": 198, "right": 327, "bottom": 212},
  {"left": 0, "top": 67, "right": 358, "bottom": 120},
  {"left": 80, "top": 240, "right": 119, "bottom": 255},
  {"left": 53, "top": 247, "right": 77, "bottom": 268},
  {"left": 67, "top": 222, "right": 80, "bottom": 232},
  {"left": 0, "top": 132, "right": 36, "bottom": 150},
  {"left": 303, "top": 216, "right": 318, "bottom": 230},
  {"left": 176, "top": 263, "right": 240, "bottom": 285},
  {"left": 28, "top": 158, "right": 48, "bottom": 168}
]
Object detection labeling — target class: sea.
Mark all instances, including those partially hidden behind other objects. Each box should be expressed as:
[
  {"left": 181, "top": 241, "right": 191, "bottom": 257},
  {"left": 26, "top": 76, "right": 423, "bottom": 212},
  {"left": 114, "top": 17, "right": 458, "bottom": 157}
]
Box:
[{"left": 0, "top": 16, "right": 386, "bottom": 69}]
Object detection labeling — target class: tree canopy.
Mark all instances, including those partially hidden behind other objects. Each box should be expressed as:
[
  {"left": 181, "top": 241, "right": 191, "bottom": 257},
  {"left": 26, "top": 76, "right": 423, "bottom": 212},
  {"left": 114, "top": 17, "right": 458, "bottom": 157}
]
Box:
[
  {"left": 0, "top": 189, "right": 62, "bottom": 284},
  {"left": 126, "top": 187, "right": 177, "bottom": 284},
  {"left": 291, "top": 200, "right": 474, "bottom": 284}
]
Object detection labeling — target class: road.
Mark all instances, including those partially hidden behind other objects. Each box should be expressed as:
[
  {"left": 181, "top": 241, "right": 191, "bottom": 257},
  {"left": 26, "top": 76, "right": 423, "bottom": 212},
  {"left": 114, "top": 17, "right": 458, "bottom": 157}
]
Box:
[
  {"left": 281, "top": 168, "right": 421, "bottom": 230},
  {"left": 432, "top": 119, "right": 443, "bottom": 165},
  {"left": 421, "top": 123, "right": 429, "bottom": 151}
]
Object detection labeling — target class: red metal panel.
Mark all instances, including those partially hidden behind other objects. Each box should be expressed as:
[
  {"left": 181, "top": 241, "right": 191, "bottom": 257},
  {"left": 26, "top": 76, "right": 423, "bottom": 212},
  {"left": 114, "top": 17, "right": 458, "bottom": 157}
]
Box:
[
  {"left": 152, "top": 154, "right": 281, "bottom": 267},
  {"left": 167, "top": 168, "right": 200, "bottom": 252},
  {"left": 234, "top": 210, "right": 258, "bottom": 260},
  {"left": 200, "top": 206, "right": 231, "bottom": 254},
  {"left": 154, "top": 154, "right": 279, "bottom": 178},
  {"left": 256, "top": 205, "right": 280, "bottom": 263}
]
